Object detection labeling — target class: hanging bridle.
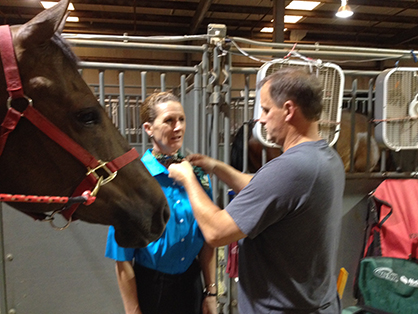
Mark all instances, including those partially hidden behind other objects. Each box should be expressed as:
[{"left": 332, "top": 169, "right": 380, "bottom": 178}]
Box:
[{"left": 0, "top": 25, "right": 140, "bottom": 229}]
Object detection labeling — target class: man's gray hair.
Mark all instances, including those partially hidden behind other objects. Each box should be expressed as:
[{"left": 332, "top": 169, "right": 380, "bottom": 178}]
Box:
[{"left": 258, "top": 68, "right": 323, "bottom": 121}]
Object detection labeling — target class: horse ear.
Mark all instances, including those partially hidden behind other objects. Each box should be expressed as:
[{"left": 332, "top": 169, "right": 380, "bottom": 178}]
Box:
[
  {"left": 16, "top": 0, "right": 70, "bottom": 46},
  {"left": 57, "top": 11, "right": 71, "bottom": 34}
]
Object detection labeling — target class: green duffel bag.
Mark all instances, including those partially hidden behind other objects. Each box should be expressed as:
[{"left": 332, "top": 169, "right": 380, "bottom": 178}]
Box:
[{"left": 344, "top": 257, "right": 418, "bottom": 314}]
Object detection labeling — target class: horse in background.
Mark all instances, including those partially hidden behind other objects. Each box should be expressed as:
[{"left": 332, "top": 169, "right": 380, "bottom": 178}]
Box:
[
  {"left": 0, "top": 0, "right": 169, "bottom": 248},
  {"left": 335, "top": 109, "right": 380, "bottom": 172},
  {"left": 230, "top": 119, "right": 281, "bottom": 173},
  {"left": 230, "top": 110, "right": 380, "bottom": 173}
]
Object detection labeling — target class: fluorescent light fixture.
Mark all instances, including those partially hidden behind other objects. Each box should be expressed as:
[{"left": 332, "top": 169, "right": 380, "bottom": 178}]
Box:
[
  {"left": 272, "top": 17, "right": 303, "bottom": 24},
  {"left": 284, "top": 15, "right": 304, "bottom": 23},
  {"left": 66, "top": 16, "right": 79, "bottom": 22},
  {"left": 336, "top": 0, "right": 353, "bottom": 18},
  {"left": 41, "top": 1, "right": 75, "bottom": 10},
  {"left": 260, "top": 27, "right": 274, "bottom": 33},
  {"left": 286, "top": 1, "right": 321, "bottom": 11},
  {"left": 260, "top": 27, "right": 288, "bottom": 33}
]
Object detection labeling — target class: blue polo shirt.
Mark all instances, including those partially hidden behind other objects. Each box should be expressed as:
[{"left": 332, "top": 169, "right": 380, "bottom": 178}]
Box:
[{"left": 105, "top": 149, "right": 211, "bottom": 274}]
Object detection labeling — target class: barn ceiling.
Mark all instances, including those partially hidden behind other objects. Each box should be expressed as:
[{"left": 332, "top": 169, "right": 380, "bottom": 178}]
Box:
[{"left": 2, "top": 0, "right": 418, "bottom": 50}]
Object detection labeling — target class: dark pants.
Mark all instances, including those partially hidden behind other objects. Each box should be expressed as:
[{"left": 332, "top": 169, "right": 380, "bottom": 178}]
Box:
[{"left": 134, "top": 259, "right": 203, "bottom": 314}]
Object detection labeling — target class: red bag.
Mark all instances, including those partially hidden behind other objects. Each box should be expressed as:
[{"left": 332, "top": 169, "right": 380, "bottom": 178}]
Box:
[
  {"left": 226, "top": 241, "right": 239, "bottom": 278},
  {"left": 364, "top": 179, "right": 418, "bottom": 260}
]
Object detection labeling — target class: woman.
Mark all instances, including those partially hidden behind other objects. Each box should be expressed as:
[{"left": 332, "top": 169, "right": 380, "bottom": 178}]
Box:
[{"left": 105, "top": 91, "right": 217, "bottom": 314}]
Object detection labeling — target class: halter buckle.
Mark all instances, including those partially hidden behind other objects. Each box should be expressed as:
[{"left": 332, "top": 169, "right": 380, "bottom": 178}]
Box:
[{"left": 86, "top": 160, "right": 118, "bottom": 196}]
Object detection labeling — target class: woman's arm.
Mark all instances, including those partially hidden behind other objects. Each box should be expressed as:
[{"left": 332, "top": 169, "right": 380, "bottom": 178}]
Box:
[
  {"left": 198, "top": 242, "right": 218, "bottom": 314},
  {"left": 115, "top": 261, "right": 142, "bottom": 314}
]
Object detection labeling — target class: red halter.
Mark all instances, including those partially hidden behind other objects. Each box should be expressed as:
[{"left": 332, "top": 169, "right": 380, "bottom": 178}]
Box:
[{"left": 0, "top": 25, "right": 139, "bottom": 225}]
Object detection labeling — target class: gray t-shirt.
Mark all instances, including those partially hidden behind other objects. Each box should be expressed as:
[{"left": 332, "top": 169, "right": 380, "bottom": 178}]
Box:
[{"left": 226, "top": 140, "right": 345, "bottom": 314}]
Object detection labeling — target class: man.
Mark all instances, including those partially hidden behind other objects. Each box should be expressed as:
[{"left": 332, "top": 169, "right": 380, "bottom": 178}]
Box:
[{"left": 168, "top": 68, "right": 345, "bottom": 313}]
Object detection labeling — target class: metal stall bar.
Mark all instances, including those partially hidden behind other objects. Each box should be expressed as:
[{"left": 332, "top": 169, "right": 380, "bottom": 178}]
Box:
[
  {"left": 180, "top": 74, "right": 186, "bottom": 156},
  {"left": 68, "top": 39, "right": 205, "bottom": 54},
  {"left": 230, "top": 37, "right": 417, "bottom": 60},
  {"left": 160, "top": 73, "right": 166, "bottom": 91},
  {"left": 64, "top": 33, "right": 209, "bottom": 43},
  {"left": 218, "top": 50, "right": 233, "bottom": 314},
  {"left": 366, "top": 79, "right": 375, "bottom": 173},
  {"left": 0, "top": 203, "right": 8, "bottom": 314},
  {"left": 223, "top": 52, "right": 232, "bottom": 208},
  {"left": 193, "top": 65, "right": 202, "bottom": 154},
  {"left": 79, "top": 62, "right": 196, "bottom": 74},
  {"left": 141, "top": 71, "right": 147, "bottom": 156},
  {"left": 72, "top": 36, "right": 210, "bottom": 154},
  {"left": 209, "top": 45, "right": 222, "bottom": 203},
  {"left": 99, "top": 70, "right": 105, "bottom": 107},
  {"left": 80, "top": 62, "right": 198, "bottom": 154},
  {"left": 348, "top": 79, "right": 358, "bottom": 173},
  {"left": 201, "top": 46, "right": 209, "bottom": 155},
  {"left": 119, "top": 72, "right": 126, "bottom": 137},
  {"left": 242, "top": 75, "right": 250, "bottom": 174}
]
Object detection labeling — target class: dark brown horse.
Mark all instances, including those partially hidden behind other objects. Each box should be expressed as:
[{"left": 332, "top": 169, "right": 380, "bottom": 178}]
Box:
[
  {"left": 230, "top": 119, "right": 281, "bottom": 173},
  {"left": 0, "top": 0, "right": 169, "bottom": 248}
]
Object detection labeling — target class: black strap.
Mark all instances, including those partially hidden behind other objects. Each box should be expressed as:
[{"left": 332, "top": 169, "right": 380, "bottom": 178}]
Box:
[{"left": 356, "top": 304, "right": 394, "bottom": 314}]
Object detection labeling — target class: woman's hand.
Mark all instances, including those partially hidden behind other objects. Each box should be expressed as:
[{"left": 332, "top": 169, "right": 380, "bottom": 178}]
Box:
[{"left": 202, "top": 296, "right": 218, "bottom": 314}]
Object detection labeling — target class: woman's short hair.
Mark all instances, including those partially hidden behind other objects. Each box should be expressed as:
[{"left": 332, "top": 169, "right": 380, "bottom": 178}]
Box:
[
  {"left": 258, "top": 68, "right": 323, "bottom": 121},
  {"left": 140, "top": 91, "right": 180, "bottom": 123}
]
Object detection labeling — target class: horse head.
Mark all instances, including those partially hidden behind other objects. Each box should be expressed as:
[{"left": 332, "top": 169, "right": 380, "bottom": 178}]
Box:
[
  {"left": 335, "top": 109, "right": 381, "bottom": 172},
  {"left": 231, "top": 120, "right": 282, "bottom": 173},
  {"left": 0, "top": 0, "right": 170, "bottom": 248}
]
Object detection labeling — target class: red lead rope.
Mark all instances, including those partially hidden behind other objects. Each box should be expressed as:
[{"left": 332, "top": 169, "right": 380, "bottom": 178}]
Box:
[{"left": 0, "top": 191, "right": 96, "bottom": 206}]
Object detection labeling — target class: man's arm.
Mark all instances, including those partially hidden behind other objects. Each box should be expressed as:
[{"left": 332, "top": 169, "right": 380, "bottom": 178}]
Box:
[
  {"left": 168, "top": 161, "right": 246, "bottom": 247},
  {"left": 115, "top": 261, "right": 142, "bottom": 314},
  {"left": 187, "top": 154, "right": 252, "bottom": 194}
]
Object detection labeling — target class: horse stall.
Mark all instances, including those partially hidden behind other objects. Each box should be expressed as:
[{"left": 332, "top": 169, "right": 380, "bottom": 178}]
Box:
[{"left": 1, "top": 22, "right": 418, "bottom": 314}]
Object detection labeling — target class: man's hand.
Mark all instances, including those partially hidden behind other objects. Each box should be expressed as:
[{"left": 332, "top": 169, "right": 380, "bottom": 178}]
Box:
[
  {"left": 186, "top": 154, "right": 217, "bottom": 175},
  {"left": 168, "top": 160, "right": 195, "bottom": 186}
]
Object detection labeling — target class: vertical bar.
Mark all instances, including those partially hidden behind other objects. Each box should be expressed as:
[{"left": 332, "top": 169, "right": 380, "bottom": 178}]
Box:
[
  {"left": 272, "top": 0, "right": 285, "bottom": 43},
  {"left": 193, "top": 67, "right": 202, "bottom": 154},
  {"left": 141, "top": 71, "right": 148, "bottom": 156},
  {"left": 210, "top": 46, "right": 221, "bottom": 203},
  {"left": 211, "top": 103, "right": 219, "bottom": 201},
  {"left": 99, "top": 70, "right": 105, "bottom": 107},
  {"left": 0, "top": 203, "right": 8, "bottom": 314},
  {"left": 180, "top": 74, "right": 186, "bottom": 156},
  {"left": 349, "top": 79, "right": 357, "bottom": 173},
  {"left": 366, "top": 78, "right": 374, "bottom": 172},
  {"left": 261, "top": 147, "right": 267, "bottom": 166},
  {"left": 105, "top": 95, "right": 114, "bottom": 122},
  {"left": 118, "top": 71, "right": 126, "bottom": 137},
  {"left": 223, "top": 51, "right": 233, "bottom": 314},
  {"left": 135, "top": 96, "right": 141, "bottom": 145},
  {"left": 126, "top": 96, "right": 132, "bottom": 144},
  {"left": 201, "top": 46, "right": 209, "bottom": 155},
  {"left": 242, "top": 75, "right": 250, "bottom": 173},
  {"left": 223, "top": 52, "right": 232, "bottom": 207},
  {"left": 160, "top": 73, "right": 166, "bottom": 92}
]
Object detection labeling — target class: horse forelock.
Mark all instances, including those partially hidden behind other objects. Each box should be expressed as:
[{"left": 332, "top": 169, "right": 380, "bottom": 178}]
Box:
[{"left": 51, "top": 32, "right": 79, "bottom": 67}]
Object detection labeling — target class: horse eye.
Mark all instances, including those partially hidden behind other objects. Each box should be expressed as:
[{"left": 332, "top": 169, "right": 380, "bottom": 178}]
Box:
[{"left": 76, "top": 109, "right": 100, "bottom": 126}]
